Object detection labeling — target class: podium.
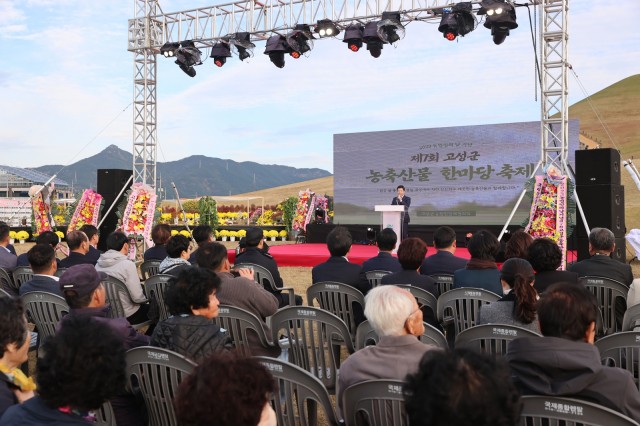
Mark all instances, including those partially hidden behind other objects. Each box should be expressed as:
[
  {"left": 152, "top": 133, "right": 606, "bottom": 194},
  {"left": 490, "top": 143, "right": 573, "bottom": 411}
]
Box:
[{"left": 374, "top": 205, "right": 405, "bottom": 252}]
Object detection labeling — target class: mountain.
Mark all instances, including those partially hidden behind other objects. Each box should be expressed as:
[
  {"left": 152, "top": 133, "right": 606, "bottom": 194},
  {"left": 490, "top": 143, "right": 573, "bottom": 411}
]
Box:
[{"left": 34, "top": 145, "right": 331, "bottom": 198}]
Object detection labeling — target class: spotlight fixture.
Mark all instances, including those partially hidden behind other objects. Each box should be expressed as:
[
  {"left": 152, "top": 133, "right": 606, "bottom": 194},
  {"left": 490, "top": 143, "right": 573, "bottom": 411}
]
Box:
[
  {"left": 438, "top": 2, "right": 477, "bottom": 41},
  {"left": 210, "top": 41, "right": 231, "bottom": 67},
  {"left": 377, "top": 11, "right": 405, "bottom": 44},
  {"left": 175, "top": 40, "right": 202, "bottom": 77},
  {"left": 315, "top": 19, "right": 341, "bottom": 38},
  {"left": 286, "top": 24, "right": 315, "bottom": 59},
  {"left": 230, "top": 32, "right": 256, "bottom": 61},
  {"left": 363, "top": 21, "right": 384, "bottom": 58},
  {"left": 264, "top": 35, "right": 290, "bottom": 68},
  {"left": 478, "top": 0, "right": 518, "bottom": 45},
  {"left": 160, "top": 42, "right": 180, "bottom": 57},
  {"left": 343, "top": 24, "right": 364, "bottom": 52}
]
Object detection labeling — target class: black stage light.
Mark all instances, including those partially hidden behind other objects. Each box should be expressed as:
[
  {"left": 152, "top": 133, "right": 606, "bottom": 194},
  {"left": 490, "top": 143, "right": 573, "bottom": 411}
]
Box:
[
  {"left": 286, "top": 24, "right": 314, "bottom": 59},
  {"left": 160, "top": 42, "right": 180, "bottom": 57},
  {"left": 377, "top": 11, "right": 404, "bottom": 44},
  {"left": 363, "top": 21, "right": 384, "bottom": 58},
  {"left": 438, "top": 2, "right": 476, "bottom": 41},
  {"left": 478, "top": 0, "right": 518, "bottom": 45},
  {"left": 210, "top": 41, "right": 231, "bottom": 67},
  {"left": 175, "top": 40, "right": 202, "bottom": 77},
  {"left": 315, "top": 19, "right": 341, "bottom": 38},
  {"left": 230, "top": 32, "right": 255, "bottom": 61},
  {"left": 343, "top": 24, "right": 364, "bottom": 52},
  {"left": 264, "top": 35, "right": 290, "bottom": 68}
]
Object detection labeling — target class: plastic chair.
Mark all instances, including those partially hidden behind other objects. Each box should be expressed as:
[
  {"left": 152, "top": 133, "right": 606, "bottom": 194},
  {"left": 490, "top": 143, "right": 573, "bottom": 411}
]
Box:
[
  {"left": 594, "top": 331, "right": 640, "bottom": 390},
  {"left": 270, "top": 306, "right": 355, "bottom": 393},
  {"left": 0, "top": 267, "right": 17, "bottom": 296},
  {"left": 342, "top": 379, "right": 408, "bottom": 426},
  {"left": 125, "top": 346, "right": 197, "bottom": 426},
  {"left": 256, "top": 356, "right": 340, "bottom": 426},
  {"left": 12, "top": 266, "right": 33, "bottom": 288},
  {"left": 0, "top": 287, "right": 13, "bottom": 298},
  {"left": 54, "top": 267, "right": 67, "bottom": 278},
  {"left": 307, "top": 281, "right": 366, "bottom": 343},
  {"left": 144, "top": 274, "right": 173, "bottom": 322},
  {"left": 140, "top": 260, "right": 161, "bottom": 281},
  {"left": 234, "top": 262, "right": 297, "bottom": 305},
  {"left": 395, "top": 284, "right": 438, "bottom": 316},
  {"left": 436, "top": 288, "right": 501, "bottom": 338},
  {"left": 21, "top": 291, "right": 69, "bottom": 340},
  {"left": 364, "top": 270, "right": 392, "bottom": 288},
  {"left": 355, "top": 320, "right": 447, "bottom": 350},
  {"left": 580, "top": 276, "right": 629, "bottom": 335},
  {"left": 455, "top": 324, "right": 541, "bottom": 357},
  {"left": 212, "top": 305, "right": 277, "bottom": 356},
  {"left": 95, "top": 401, "right": 116, "bottom": 426},
  {"left": 429, "top": 274, "right": 454, "bottom": 295},
  {"left": 519, "top": 395, "right": 640, "bottom": 425},
  {"left": 623, "top": 304, "right": 640, "bottom": 331},
  {"left": 101, "top": 275, "right": 151, "bottom": 329}
]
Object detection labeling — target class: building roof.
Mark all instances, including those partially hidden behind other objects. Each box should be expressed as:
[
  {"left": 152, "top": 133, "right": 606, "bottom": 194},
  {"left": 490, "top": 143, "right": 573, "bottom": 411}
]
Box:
[{"left": 0, "top": 165, "right": 70, "bottom": 187}]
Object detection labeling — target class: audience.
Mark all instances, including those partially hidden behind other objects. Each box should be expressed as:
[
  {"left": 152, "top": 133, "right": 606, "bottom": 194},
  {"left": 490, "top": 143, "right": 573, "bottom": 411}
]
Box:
[
  {"left": 507, "top": 282, "right": 640, "bottom": 420},
  {"left": 78, "top": 224, "right": 101, "bottom": 265},
  {"left": 143, "top": 224, "right": 171, "bottom": 261},
  {"left": 404, "top": 348, "right": 522, "bottom": 426},
  {"left": 503, "top": 230, "right": 533, "bottom": 261},
  {"left": 174, "top": 353, "right": 276, "bottom": 426},
  {"left": 420, "top": 226, "right": 468, "bottom": 276},
  {"left": 19, "top": 244, "right": 62, "bottom": 296},
  {"left": 478, "top": 258, "right": 540, "bottom": 333},
  {"left": 528, "top": 237, "right": 578, "bottom": 294},
  {"left": 568, "top": 227, "right": 633, "bottom": 285},
  {"left": 0, "top": 316, "right": 127, "bottom": 425},
  {"left": 58, "top": 231, "right": 94, "bottom": 268},
  {"left": 0, "top": 223, "right": 16, "bottom": 257},
  {"left": 188, "top": 225, "right": 214, "bottom": 264},
  {"left": 0, "top": 298, "right": 35, "bottom": 419},
  {"left": 453, "top": 230, "right": 502, "bottom": 295},
  {"left": 150, "top": 268, "right": 232, "bottom": 362},
  {"left": 360, "top": 228, "right": 402, "bottom": 274},
  {"left": 158, "top": 234, "right": 192, "bottom": 276},
  {"left": 16, "top": 231, "right": 59, "bottom": 267},
  {"left": 0, "top": 223, "right": 17, "bottom": 271},
  {"left": 381, "top": 238, "right": 438, "bottom": 296}
]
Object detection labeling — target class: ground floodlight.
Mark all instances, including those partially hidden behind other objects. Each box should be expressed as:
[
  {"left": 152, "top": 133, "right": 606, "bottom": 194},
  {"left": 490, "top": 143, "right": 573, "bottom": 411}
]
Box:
[
  {"left": 264, "top": 35, "right": 290, "bottom": 68},
  {"left": 478, "top": 0, "right": 518, "bottom": 45},
  {"left": 438, "top": 2, "right": 477, "bottom": 41},
  {"left": 363, "top": 21, "right": 384, "bottom": 58},
  {"left": 210, "top": 41, "right": 231, "bottom": 67},
  {"left": 315, "top": 19, "right": 341, "bottom": 38},
  {"left": 377, "top": 11, "right": 405, "bottom": 44},
  {"left": 160, "top": 42, "right": 180, "bottom": 57},
  {"left": 230, "top": 32, "right": 255, "bottom": 61},
  {"left": 343, "top": 24, "right": 364, "bottom": 52},
  {"left": 175, "top": 40, "right": 202, "bottom": 77},
  {"left": 286, "top": 24, "right": 315, "bottom": 59}
]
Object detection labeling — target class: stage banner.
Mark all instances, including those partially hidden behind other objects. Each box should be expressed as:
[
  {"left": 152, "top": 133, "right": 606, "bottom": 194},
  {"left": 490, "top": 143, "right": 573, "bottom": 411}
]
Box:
[{"left": 334, "top": 120, "right": 579, "bottom": 225}]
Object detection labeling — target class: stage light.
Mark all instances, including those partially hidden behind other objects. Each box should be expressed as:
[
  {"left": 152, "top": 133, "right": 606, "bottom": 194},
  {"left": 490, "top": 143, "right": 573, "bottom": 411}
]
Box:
[
  {"left": 363, "top": 21, "right": 384, "bottom": 58},
  {"left": 377, "top": 11, "right": 404, "bottom": 44},
  {"left": 315, "top": 19, "right": 341, "bottom": 38},
  {"left": 286, "top": 24, "right": 315, "bottom": 59},
  {"left": 343, "top": 24, "right": 364, "bottom": 52},
  {"left": 160, "top": 42, "right": 180, "bottom": 57},
  {"left": 264, "top": 35, "right": 290, "bottom": 68},
  {"left": 210, "top": 41, "right": 231, "bottom": 67},
  {"left": 478, "top": 0, "right": 518, "bottom": 45},
  {"left": 230, "top": 32, "right": 255, "bottom": 61},
  {"left": 175, "top": 40, "right": 202, "bottom": 77},
  {"left": 438, "top": 2, "right": 477, "bottom": 41}
]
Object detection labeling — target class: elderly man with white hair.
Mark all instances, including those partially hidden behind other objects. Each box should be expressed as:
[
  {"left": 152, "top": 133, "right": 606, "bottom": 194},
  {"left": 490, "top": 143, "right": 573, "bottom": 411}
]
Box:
[{"left": 336, "top": 285, "right": 437, "bottom": 413}]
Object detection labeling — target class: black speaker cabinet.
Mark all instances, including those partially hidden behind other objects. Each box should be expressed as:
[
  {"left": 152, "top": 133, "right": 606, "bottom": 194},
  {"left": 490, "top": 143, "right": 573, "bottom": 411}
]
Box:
[
  {"left": 575, "top": 148, "right": 621, "bottom": 185},
  {"left": 576, "top": 237, "right": 626, "bottom": 263},
  {"left": 576, "top": 184, "right": 625, "bottom": 238},
  {"left": 97, "top": 169, "right": 133, "bottom": 251}
]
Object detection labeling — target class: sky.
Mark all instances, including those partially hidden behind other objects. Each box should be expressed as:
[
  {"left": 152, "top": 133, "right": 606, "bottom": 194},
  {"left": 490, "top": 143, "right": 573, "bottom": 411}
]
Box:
[{"left": 0, "top": 0, "right": 638, "bottom": 176}]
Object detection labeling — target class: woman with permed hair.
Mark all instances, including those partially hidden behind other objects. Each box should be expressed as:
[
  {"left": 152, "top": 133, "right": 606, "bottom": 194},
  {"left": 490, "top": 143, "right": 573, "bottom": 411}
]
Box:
[
  {"left": 144, "top": 224, "right": 172, "bottom": 261},
  {"left": 453, "top": 230, "right": 502, "bottom": 295},
  {"left": 527, "top": 237, "right": 579, "bottom": 294},
  {"left": 150, "top": 267, "right": 232, "bottom": 362},
  {"left": 174, "top": 353, "right": 276, "bottom": 426}
]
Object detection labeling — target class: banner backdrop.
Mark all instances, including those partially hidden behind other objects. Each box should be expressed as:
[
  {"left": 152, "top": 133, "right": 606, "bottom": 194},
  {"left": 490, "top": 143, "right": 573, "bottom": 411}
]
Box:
[{"left": 334, "top": 120, "right": 579, "bottom": 225}]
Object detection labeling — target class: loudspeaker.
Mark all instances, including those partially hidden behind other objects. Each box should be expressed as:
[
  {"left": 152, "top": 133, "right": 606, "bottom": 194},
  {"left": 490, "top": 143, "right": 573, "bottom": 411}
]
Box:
[
  {"left": 576, "top": 184, "right": 625, "bottom": 237},
  {"left": 575, "top": 148, "right": 621, "bottom": 185},
  {"left": 576, "top": 237, "right": 626, "bottom": 263},
  {"left": 97, "top": 169, "right": 133, "bottom": 251}
]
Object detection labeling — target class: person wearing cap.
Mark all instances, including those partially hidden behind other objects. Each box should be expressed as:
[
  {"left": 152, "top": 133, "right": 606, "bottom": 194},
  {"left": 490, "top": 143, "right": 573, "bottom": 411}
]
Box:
[{"left": 19, "top": 244, "right": 62, "bottom": 297}]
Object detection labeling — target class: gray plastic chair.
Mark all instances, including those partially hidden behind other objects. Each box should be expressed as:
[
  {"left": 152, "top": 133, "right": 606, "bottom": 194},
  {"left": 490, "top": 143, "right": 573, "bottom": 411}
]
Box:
[
  {"left": 101, "top": 275, "right": 151, "bottom": 329},
  {"left": 54, "top": 267, "right": 67, "bottom": 278},
  {"left": 270, "top": 306, "right": 355, "bottom": 393},
  {"left": 355, "top": 320, "right": 447, "bottom": 350},
  {"left": 140, "top": 260, "right": 161, "bottom": 281},
  {"left": 594, "top": 331, "right": 640, "bottom": 390},
  {"left": 256, "top": 356, "right": 340, "bottom": 426},
  {"left": 95, "top": 401, "right": 116, "bottom": 426},
  {"left": 12, "top": 266, "right": 33, "bottom": 288},
  {"left": 436, "top": 288, "right": 501, "bottom": 337},
  {"left": 364, "top": 270, "right": 392, "bottom": 288},
  {"left": 342, "top": 379, "right": 408, "bottom": 426},
  {"left": 395, "top": 284, "right": 438, "bottom": 316},
  {"left": 21, "top": 291, "right": 69, "bottom": 340},
  {"left": 125, "top": 346, "right": 197, "bottom": 426},
  {"left": 580, "top": 276, "right": 629, "bottom": 335},
  {"left": 234, "top": 262, "right": 297, "bottom": 305},
  {"left": 429, "top": 274, "right": 454, "bottom": 295},
  {"left": 519, "top": 395, "right": 640, "bottom": 425},
  {"left": 212, "top": 305, "right": 277, "bottom": 356},
  {"left": 307, "top": 281, "right": 366, "bottom": 343},
  {"left": 455, "top": 324, "right": 541, "bottom": 357},
  {"left": 0, "top": 287, "right": 13, "bottom": 298},
  {"left": 144, "top": 274, "right": 173, "bottom": 322},
  {"left": 0, "top": 267, "right": 17, "bottom": 296},
  {"left": 623, "top": 304, "right": 640, "bottom": 331}
]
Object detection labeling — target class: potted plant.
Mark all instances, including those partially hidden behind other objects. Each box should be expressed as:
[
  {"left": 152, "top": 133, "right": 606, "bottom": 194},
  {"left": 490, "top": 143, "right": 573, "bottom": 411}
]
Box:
[
  {"left": 268, "top": 230, "right": 278, "bottom": 241},
  {"left": 280, "top": 196, "right": 297, "bottom": 239},
  {"left": 279, "top": 230, "right": 288, "bottom": 240},
  {"left": 9, "top": 231, "right": 16, "bottom": 245},
  {"left": 220, "top": 230, "right": 229, "bottom": 241},
  {"left": 16, "top": 230, "right": 29, "bottom": 243},
  {"left": 229, "top": 230, "right": 237, "bottom": 242}
]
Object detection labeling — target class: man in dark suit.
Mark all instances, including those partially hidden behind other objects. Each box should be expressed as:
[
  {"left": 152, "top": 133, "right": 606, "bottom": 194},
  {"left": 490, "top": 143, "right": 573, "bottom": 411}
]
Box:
[
  {"left": 16, "top": 231, "right": 60, "bottom": 267},
  {"left": 59, "top": 230, "right": 96, "bottom": 268},
  {"left": 391, "top": 185, "right": 411, "bottom": 240},
  {"left": 361, "top": 228, "right": 402, "bottom": 274},
  {"left": 19, "top": 244, "right": 63, "bottom": 296},
  {"left": 568, "top": 227, "right": 633, "bottom": 285},
  {"left": 79, "top": 224, "right": 102, "bottom": 265},
  {"left": 0, "top": 222, "right": 17, "bottom": 271},
  {"left": 420, "top": 226, "right": 468, "bottom": 276}
]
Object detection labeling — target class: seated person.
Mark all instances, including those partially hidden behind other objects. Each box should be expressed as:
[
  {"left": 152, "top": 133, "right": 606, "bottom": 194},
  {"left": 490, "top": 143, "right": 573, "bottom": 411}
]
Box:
[
  {"left": 453, "top": 230, "right": 502, "bottom": 295},
  {"left": 0, "top": 223, "right": 17, "bottom": 272},
  {"left": 503, "top": 230, "right": 533, "bottom": 261},
  {"left": 143, "top": 224, "right": 171, "bottom": 261},
  {"left": 174, "top": 353, "right": 276, "bottom": 426},
  {"left": 361, "top": 228, "right": 402, "bottom": 274},
  {"left": 507, "top": 282, "right": 640, "bottom": 420},
  {"left": 158, "top": 234, "right": 192, "bottom": 276},
  {"left": 478, "top": 258, "right": 540, "bottom": 333},
  {"left": 312, "top": 226, "right": 367, "bottom": 294},
  {"left": 150, "top": 268, "right": 232, "bottom": 362},
  {"left": 528, "top": 237, "right": 578, "bottom": 294},
  {"left": 404, "top": 348, "right": 522, "bottom": 426},
  {"left": 19, "top": 244, "right": 62, "bottom": 296},
  {"left": 337, "top": 285, "right": 435, "bottom": 414},
  {"left": 1, "top": 316, "right": 127, "bottom": 425},
  {"left": 189, "top": 225, "right": 214, "bottom": 264},
  {"left": 58, "top": 231, "right": 95, "bottom": 268},
  {"left": 16, "top": 231, "right": 60, "bottom": 267},
  {"left": 381, "top": 238, "right": 437, "bottom": 295},
  {"left": 0, "top": 297, "right": 35, "bottom": 419},
  {"left": 79, "top": 224, "right": 101, "bottom": 265},
  {"left": 420, "top": 226, "right": 468, "bottom": 276}
]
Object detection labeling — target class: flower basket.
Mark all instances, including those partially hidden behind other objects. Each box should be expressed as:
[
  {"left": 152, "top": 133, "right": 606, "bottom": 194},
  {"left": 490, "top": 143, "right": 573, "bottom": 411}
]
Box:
[
  {"left": 121, "top": 183, "right": 157, "bottom": 247},
  {"left": 68, "top": 189, "right": 103, "bottom": 232}
]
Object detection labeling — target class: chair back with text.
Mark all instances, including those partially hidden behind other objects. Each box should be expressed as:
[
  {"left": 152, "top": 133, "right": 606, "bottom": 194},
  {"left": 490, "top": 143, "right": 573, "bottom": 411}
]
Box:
[
  {"left": 213, "top": 305, "right": 276, "bottom": 356},
  {"left": 21, "top": 291, "right": 69, "bottom": 339},
  {"left": 594, "top": 331, "right": 640, "bottom": 390},
  {"left": 307, "top": 281, "right": 365, "bottom": 343},
  {"left": 437, "top": 288, "right": 501, "bottom": 337},
  {"left": 140, "top": 260, "right": 161, "bottom": 281},
  {"left": 455, "top": 324, "right": 541, "bottom": 357},
  {"left": 580, "top": 276, "right": 629, "bottom": 335},
  {"left": 126, "top": 346, "right": 196, "bottom": 426},
  {"left": 234, "top": 262, "right": 297, "bottom": 305},
  {"left": 429, "top": 274, "right": 454, "bottom": 295},
  {"left": 343, "top": 380, "right": 408, "bottom": 426},
  {"left": 256, "top": 357, "right": 340, "bottom": 426},
  {"left": 519, "top": 395, "right": 640, "bottom": 425},
  {"left": 365, "top": 270, "right": 391, "bottom": 288},
  {"left": 144, "top": 274, "right": 173, "bottom": 322},
  {"left": 12, "top": 266, "right": 33, "bottom": 288},
  {"left": 355, "top": 320, "right": 447, "bottom": 350}
]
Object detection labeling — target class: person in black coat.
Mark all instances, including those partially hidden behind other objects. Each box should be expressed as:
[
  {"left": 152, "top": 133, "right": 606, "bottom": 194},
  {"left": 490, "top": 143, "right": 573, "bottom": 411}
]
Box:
[
  {"left": 391, "top": 185, "right": 411, "bottom": 240},
  {"left": 361, "top": 228, "right": 402, "bottom": 274},
  {"left": 16, "top": 231, "right": 60, "bottom": 267},
  {"left": 58, "top": 231, "right": 95, "bottom": 268},
  {"left": 528, "top": 237, "right": 579, "bottom": 294},
  {"left": 420, "top": 226, "right": 468, "bottom": 276},
  {"left": 79, "top": 224, "right": 102, "bottom": 265},
  {"left": 19, "top": 244, "right": 63, "bottom": 297}
]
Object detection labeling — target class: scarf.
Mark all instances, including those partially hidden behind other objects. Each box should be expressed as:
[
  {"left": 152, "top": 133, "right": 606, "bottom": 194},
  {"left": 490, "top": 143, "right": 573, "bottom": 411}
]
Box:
[
  {"left": 466, "top": 258, "right": 498, "bottom": 270},
  {"left": 0, "top": 362, "right": 36, "bottom": 392},
  {"left": 159, "top": 256, "right": 190, "bottom": 273}
]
